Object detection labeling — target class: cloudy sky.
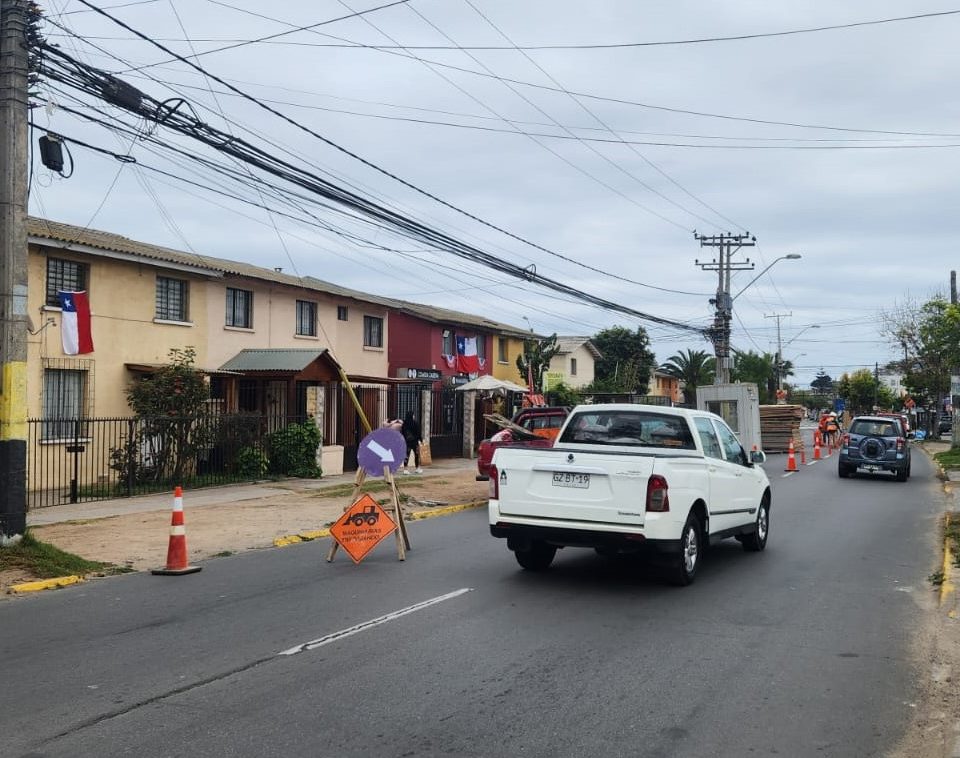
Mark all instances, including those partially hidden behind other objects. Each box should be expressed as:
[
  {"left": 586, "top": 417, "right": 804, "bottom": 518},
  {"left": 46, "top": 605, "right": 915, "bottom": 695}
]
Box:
[{"left": 29, "top": 0, "right": 960, "bottom": 387}]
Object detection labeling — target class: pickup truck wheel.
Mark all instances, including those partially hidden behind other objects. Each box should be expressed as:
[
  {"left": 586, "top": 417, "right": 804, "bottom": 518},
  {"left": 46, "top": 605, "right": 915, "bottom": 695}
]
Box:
[
  {"left": 668, "top": 512, "right": 702, "bottom": 586},
  {"left": 742, "top": 495, "right": 770, "bottom": 552},
  {"left": 514, "top": 541, "right": 556, "bottom": 571}
]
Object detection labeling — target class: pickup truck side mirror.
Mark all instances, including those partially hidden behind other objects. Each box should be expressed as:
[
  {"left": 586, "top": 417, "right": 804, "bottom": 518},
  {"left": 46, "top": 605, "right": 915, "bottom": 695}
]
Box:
[{"left": 750, "top": 449, "right": 767, "bottom": 465}]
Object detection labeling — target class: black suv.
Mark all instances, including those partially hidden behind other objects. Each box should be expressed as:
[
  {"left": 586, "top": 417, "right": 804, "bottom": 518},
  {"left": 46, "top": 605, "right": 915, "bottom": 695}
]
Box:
[{"left": 838, "top": 415, "right": 911, "bottom": 481}]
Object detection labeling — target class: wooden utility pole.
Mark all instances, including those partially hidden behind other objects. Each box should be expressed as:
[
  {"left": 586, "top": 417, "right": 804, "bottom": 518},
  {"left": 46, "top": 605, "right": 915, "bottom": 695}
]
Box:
[
  {"left": 0, "top": 0, "right": 29, "bottom": 538},
  {"left": 695, "top": 233, "right": 756, "bottom": 384}
]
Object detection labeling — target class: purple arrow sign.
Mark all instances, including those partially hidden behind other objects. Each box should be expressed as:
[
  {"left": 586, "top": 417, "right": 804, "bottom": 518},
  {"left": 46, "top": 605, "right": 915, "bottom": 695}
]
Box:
[{"left": 357, "top": 427, "right": 407, "bottom": 477}]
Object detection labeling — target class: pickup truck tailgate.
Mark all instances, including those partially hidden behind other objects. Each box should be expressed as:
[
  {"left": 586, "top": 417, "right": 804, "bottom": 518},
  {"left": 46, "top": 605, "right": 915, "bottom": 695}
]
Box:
[{"left": 495, "top": 450, "right": 655, "bottom": 526}]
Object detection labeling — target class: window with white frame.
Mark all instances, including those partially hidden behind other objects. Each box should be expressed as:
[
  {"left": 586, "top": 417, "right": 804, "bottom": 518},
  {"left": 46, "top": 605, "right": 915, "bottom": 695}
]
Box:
[
  {"left": 476, "top": 336, "right": 486, "bottom": 363},
  {"left": 42, "top": 367, "right": 88, "bottom": 440},
  {"left": 226, "top": 287, "right": 253, "bottom": 328},
  {"left": 442, "top": 329, "right": 454, "bottom": 356},
  {"left": 364, "top": 315, "right": 383, "bottom": 347},
  {"left": 570, "top": 357, "right": 578, "bottom": 376},
  {"left": 156, "top": 276, "right": 188, "bottom": 321},
  {"left": 296, "top": 300, "right": 317, "bottom": 336},
  {"left": 498, "top": 337, "right": 508, "bottom": 363},
  {"left": 337, "top": 305, "right": 348, "bottom": 321},
  {"left": 46, "top": 258, "right": 88, "bottom": 307}
]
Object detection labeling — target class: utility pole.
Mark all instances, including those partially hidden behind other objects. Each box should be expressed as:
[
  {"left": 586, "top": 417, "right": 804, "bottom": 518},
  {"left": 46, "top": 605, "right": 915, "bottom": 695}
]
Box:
[
  {"left": 0, "top": 0, "right": 30, "bottom": 539},
  {"left": 764, "top": 312, "right": 792, "bottom": 391},
  {"left": 695, "top": 232, "right": 756, "bottom": 384}
]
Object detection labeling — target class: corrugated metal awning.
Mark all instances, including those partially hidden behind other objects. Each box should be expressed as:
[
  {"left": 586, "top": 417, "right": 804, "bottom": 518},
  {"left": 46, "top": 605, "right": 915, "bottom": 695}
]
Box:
[{"left": 218, "top": 348, "right": 340, "bottom": 373}]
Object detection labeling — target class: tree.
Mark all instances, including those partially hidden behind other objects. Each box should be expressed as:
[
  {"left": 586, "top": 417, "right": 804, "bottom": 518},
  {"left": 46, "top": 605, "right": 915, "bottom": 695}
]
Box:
[
  {"left": 836, "top": 369, "right": 896, "bottom": 415},
  {"left": 811, "top": 370, "right": 834, "bottom": 396},
  {"left": 515, "top": 333, "right": 561, "bottom": 393},
  {"left": 590, "top": 326, "right": 656, "bottom": 393},
  {"left": 730, "top": 350, "right": 777, "bottom": 404},
  {"left": 659, "top": 349, "right": 715, "bottom": 403},
  {"left": 115, "top": 347, "right": 212, "bottom": 483}
]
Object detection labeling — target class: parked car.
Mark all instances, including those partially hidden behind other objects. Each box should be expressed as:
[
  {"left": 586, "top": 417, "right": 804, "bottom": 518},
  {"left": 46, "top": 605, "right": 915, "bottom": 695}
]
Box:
[
  {"left": 838, "top": 415, "right": 911, "bottom": 481},
  {"left": 939, "top": 414, "right": 953, "bottom": 437},
  {"left": 476, "top": 406, "right": 570, "bottom": 481}
]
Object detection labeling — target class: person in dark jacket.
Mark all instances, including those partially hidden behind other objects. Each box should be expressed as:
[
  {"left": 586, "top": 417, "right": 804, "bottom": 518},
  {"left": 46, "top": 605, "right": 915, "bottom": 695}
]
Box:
[{"left": 401, "top": 411, "right": 423, "bottom": 474}]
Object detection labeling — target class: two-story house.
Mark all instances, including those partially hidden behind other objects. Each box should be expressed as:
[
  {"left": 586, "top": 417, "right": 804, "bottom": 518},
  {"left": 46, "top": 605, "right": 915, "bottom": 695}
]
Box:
[{"left": 544, "top": 336, "right": 601, "bottom": 390}]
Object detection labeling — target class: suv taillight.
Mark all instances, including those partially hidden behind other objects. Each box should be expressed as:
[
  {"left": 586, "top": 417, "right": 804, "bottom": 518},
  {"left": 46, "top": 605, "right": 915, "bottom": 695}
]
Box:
[
  {"left": 896, "top": 437, "right": 905, "bottom": 452},
  {"left": 646, "top": 475, "right": 669, "bottom": 512},
  {"left": 489, "top": 465, "right": 499, "bottom": 499},
  {"left": 841, "top": 433, "right": 850, "bottom": 447}
]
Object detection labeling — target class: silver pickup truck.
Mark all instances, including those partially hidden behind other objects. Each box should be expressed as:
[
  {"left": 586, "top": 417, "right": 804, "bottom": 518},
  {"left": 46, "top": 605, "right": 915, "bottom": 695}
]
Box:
[{"left": 488, "top": 403, "right": 771, "bottom": 585}]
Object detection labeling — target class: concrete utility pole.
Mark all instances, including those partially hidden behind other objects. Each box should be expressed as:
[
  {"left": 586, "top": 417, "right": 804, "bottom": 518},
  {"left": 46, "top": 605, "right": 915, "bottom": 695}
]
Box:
[
  {"left": 0, "top": 0, "right": 30, "bottom": 539},
  {"left": 695, "top": 233, "right": 756, "bottom": 384},
  {"left": 764, "top": 312, "right": 792, "bottom": 391}
]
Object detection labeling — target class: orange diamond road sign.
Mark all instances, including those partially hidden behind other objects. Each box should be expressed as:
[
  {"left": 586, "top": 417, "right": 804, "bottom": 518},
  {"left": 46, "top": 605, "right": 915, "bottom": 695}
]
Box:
[{"left": 329, "top": 494, "right": 397, "bottom": 564}]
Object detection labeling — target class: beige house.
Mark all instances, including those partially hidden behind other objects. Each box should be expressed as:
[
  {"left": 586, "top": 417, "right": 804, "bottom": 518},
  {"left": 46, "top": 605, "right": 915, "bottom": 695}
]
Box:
[
  {"left": 545, "top": 336, "right": 601, "bottom": 390},
  {"left": 648, "top": 370, "right": 682, "bottom": 405}
]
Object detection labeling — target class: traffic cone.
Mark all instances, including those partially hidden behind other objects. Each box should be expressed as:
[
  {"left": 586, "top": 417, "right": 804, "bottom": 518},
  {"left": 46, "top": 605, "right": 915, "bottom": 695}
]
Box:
[
  {"left": 152, "top": 486, "right": 202, "bottom": 575},
  {"left": 799, "top": 444, "right": 807, "bottom": 465},
  {"left": 813, "top": 434, "right": 821, "bottom": 460},
  {"left": 785, "top": 440, "right": 798, "bottom": 472}
]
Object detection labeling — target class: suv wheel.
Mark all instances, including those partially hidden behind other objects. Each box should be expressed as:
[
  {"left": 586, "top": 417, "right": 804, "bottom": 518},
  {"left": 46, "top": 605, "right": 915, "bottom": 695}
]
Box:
[
  {"left": 838, "top": 462, "right": 853, "bottom": 478},
  {"left": 742, "top": 495, "right": 769, "bottom": 552}
]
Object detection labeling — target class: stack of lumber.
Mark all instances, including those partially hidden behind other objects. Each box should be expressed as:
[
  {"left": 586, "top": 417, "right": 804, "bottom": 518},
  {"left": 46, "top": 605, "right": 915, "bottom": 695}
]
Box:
[{"left": 759, "top": 404, "right": 805, "bottom": 453}]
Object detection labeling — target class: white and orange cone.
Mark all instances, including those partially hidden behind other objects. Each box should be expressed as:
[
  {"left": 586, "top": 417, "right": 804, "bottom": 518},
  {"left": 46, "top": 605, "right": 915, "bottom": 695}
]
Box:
[
  {"left": 813, "top": 434, "right": 821, "bottom": 460},
  {"left": 152, "top": 486, "right": 202, "bottom": 576},
  {"left": 785, "top": 440, "right": 799, "bottom": 472}
]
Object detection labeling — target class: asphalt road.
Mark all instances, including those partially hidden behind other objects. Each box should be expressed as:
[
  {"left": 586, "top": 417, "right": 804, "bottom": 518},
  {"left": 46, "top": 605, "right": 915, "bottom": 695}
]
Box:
[{"left": 1, "top": 444, "right": 946, "bottom": 758}]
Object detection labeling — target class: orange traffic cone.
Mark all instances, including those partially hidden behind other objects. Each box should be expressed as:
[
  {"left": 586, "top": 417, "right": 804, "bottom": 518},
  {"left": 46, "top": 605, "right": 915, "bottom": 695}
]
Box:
[
  {"left": 785, "top": 440, "right": 798, "bottom": 472},
  {"left": 813, "top": 434, "right": 821, "bottom": 460},
  {"left": 152, "top": 486, "right": 202, "bottom": 575},
  {"left": 799, "top": 444, "right": 807, "bottom": 465}
]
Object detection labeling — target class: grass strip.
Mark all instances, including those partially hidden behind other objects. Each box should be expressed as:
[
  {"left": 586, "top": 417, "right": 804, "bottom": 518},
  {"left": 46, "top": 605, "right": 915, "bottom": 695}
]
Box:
[{"left": 0, "top": 530, "right": 122, "bottom": 579}]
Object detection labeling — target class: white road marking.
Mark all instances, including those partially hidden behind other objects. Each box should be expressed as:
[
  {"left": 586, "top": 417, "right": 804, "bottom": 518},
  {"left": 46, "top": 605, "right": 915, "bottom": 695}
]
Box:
[
  {"left": 277, "top": 588, "right": 473, "bottom": 656},
  {"left": 781, "top": 471, "right": 797, "bottom": 478}
]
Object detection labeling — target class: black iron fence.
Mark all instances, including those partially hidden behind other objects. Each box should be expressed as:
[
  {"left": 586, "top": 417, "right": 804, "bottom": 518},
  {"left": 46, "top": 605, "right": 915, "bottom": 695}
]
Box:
[{"left": 27, "top": 413, "right": 308, "bottom": 509}]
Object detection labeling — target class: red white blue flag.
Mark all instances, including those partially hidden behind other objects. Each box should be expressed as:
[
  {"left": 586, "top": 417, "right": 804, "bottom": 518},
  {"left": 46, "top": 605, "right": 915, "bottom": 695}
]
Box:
[
  {"left": 455, "top": 336, "right": 480, "bottom": 373},
  {"left": 58, "top": 290, "right": 94, "bottom": 355}
]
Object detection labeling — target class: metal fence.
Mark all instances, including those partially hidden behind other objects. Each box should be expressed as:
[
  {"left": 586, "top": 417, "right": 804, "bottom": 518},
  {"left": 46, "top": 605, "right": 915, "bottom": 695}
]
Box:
[{"left": 27, "top": 413, "right": 307, "bottom": 509}]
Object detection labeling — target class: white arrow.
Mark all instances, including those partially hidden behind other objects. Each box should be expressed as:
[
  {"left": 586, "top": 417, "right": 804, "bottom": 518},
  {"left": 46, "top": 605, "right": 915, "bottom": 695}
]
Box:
[{"left": 366, "top": 440, "right": 395, "bottom": 463}]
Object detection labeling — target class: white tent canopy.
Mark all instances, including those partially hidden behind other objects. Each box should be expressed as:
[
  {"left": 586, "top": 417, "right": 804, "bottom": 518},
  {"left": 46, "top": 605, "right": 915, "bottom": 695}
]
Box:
[{"left": 455, "top": 375, "right": 530, "bottom": 393}]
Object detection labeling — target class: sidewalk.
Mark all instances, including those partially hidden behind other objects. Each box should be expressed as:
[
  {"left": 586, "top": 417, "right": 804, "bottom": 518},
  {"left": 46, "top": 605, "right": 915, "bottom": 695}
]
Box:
[
  {"left": 16, "top": 457, "right": 487, "bottom": 582},
  {"left": 26, "top": 457, "right": 480, "bottom": 526}
]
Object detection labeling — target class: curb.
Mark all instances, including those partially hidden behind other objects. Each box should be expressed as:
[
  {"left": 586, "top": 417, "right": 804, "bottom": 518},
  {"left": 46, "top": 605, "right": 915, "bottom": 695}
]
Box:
[
  {"left": 9, "top": 575, "right": 84, "bottom": 594},
  {"left": 271, "top": 501, "right": 485, "bottom": 547}
]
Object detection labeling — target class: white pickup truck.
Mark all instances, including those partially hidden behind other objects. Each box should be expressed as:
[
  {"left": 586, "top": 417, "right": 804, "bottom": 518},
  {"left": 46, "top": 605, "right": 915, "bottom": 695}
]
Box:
[{"left": 488, "top": 404, "right": 771, "bottom": 585}]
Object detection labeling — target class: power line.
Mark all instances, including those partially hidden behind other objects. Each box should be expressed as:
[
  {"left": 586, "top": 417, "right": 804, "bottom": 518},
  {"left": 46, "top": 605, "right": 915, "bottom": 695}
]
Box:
[{"left": 36, "top": 40, "right": 711, "bottom": 335}]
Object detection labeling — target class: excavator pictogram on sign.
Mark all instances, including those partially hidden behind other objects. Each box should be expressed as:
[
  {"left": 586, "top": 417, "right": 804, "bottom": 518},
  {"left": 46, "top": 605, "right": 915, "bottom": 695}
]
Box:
[{"left": 329, "top": 493, "right": 397, "bottom": 564}]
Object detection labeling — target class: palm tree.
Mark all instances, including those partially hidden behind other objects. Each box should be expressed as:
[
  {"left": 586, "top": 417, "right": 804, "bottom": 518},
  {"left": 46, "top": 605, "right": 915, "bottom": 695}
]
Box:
[{"left": 659, "top": 349, "right": 716, "bottom": 403}]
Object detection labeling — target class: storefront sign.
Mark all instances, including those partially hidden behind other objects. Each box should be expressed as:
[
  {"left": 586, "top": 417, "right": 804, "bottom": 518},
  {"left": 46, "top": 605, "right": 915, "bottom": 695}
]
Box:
[{"left": 403, "top": 367, "right": 442, "bottom": 381}]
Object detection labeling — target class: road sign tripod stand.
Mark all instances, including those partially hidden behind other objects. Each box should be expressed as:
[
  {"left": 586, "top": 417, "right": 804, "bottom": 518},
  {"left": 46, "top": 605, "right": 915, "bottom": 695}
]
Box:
[{"left": 326, "top": 465, "right": 411, "bottom": 563}]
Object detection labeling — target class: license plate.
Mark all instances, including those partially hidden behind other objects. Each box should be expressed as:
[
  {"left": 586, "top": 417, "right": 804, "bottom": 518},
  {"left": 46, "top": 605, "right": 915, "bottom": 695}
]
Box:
[{"left": 552, "top": 472, "right": 590, "bottom": 488}]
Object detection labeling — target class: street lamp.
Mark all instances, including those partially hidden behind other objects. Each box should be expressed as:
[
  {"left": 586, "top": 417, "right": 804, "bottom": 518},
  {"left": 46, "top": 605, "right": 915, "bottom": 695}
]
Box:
[{"left": 731, "top": 253, "right": 802, "bottom": 302}]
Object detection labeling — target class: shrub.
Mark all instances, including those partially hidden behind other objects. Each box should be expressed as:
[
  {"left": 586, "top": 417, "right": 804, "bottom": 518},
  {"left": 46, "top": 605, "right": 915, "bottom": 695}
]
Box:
[
  {"left": 266, "top": 420, "right": 322, "bottom": 478},
  {"left": 235, "top": 446, "right": 269, "bottom": 480}
]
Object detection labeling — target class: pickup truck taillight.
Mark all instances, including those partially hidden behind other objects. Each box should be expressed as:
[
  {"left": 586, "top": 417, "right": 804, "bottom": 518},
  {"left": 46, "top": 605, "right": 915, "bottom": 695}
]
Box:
[
  {"left": 489, "top": 465, "right": 499, "bottom": 499},
  {"left": 646, "top": 475, "right": 669, "bottom": 512}
]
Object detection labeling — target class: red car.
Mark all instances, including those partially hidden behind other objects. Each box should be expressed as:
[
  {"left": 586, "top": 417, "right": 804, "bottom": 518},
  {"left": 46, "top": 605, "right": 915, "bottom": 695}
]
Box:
[{"left": 476, "top": 406, "right": 570, "bottom": 481}]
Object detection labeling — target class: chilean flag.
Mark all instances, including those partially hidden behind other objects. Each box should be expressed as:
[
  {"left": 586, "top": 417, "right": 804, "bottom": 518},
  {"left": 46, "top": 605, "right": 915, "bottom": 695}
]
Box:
[
  {"left": 58, "top": 291, "right": 94, "bottom": 355},
  {"left": 455, "top": 336, "right": 480, "bottom": 373}
]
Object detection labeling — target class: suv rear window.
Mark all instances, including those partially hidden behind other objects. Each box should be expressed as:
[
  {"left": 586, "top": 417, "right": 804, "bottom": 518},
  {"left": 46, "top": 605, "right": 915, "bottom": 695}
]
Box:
[
  {"left": 850, "top": 419, "right": 897, "bottom": 437},
  {"left": 560, "top": 410, "right": 696, "bottom": 449}
]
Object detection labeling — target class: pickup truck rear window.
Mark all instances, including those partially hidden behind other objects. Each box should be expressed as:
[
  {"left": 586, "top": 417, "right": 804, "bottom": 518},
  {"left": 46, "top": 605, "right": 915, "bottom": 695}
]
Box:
[{"left": 559, "top": 410, "right": 696, "bottom": 450}]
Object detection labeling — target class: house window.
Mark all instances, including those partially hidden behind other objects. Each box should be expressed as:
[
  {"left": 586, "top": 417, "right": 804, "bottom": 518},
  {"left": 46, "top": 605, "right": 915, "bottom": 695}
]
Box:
[
  {"left": 296, "top": 300, "right": 317, "bottom": 336},
  {"left": 498, "top": 337, "right": 508, "bottom": 363},
  {"left": 476, "top": 336, "right": 486, "bottom": 364},
  {"left": 570, "top": 357, "right": 578, "bottom": 376},
  {"left": 46, "top": 258, "right": 88, "bottom": 307},
  {"left": 364, "top": 315, "right": 383, "bottom": 348},
  {"left": 156, "top": 276, "right": 188, "bottom": 321},
  {"left": 42, "top": 368, "right": 87, "bottom": 440},
  {"left": 442, "top": 329, "right": 454, "bottom": 356},
  {"left": 226, "top": 287, "right": 253, "bottom": 328},
  {"left": 337, "top": 305, "right": 348, "bottom": 321}
]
